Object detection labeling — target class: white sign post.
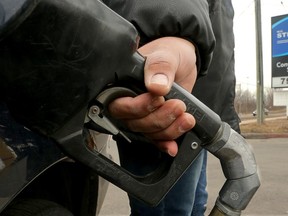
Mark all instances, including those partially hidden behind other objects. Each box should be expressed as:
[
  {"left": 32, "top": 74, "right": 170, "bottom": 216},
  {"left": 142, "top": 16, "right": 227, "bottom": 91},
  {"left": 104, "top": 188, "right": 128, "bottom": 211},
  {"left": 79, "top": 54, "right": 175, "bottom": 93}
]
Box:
[{"left": 273, "top": 90, "right": 288, "bottom": 118}]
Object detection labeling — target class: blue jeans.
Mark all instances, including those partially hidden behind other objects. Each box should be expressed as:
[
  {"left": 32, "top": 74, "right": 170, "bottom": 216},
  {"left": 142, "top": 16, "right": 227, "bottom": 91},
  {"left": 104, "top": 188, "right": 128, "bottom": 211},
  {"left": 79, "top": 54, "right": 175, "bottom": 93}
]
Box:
[
  {"left": 117, "top": 141, "right": 207, "bottom": 216},
  {"left": 129, "top": 150, "right": 208, "bottom": 216},
  {"left": 191, "top": 150, "right": 207, "bottom": 216}
]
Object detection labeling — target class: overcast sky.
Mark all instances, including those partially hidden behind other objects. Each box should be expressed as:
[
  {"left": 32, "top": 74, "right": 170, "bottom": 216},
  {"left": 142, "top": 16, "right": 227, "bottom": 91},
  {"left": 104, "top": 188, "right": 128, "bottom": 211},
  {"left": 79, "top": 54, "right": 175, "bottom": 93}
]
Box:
[{"left": 232, "top": 0, "right": 288, "bottom": 91}]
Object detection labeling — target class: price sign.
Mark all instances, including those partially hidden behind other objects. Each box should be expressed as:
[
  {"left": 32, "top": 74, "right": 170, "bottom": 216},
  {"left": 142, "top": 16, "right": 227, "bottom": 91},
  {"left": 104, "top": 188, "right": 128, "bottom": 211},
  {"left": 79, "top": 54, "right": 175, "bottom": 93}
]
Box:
[{"left": 272, "top": 76, "right": 288, "bottom": 88}]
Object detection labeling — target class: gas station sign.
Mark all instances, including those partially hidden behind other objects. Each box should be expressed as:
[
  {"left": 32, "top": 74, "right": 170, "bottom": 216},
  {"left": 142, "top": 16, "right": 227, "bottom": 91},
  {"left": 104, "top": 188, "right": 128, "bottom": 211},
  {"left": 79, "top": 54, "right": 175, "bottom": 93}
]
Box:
[{"left": 271, "top": 14, "right": 288, "bottom": 88}]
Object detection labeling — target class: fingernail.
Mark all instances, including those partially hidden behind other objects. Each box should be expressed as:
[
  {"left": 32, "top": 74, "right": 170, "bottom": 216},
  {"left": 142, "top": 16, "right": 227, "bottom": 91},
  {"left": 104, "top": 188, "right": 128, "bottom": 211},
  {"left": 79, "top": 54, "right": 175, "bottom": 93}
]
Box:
[
  {"left": 167, "top": 149, "right": 176, "bottom": 157},
  {"left": 150, "top": 74, "right": 169, "bottom": 86},
  {"left": 178, "top": 121, "right": 193, "bottom": 133},
  {"left": 178, "top": 125, "right": 186, "bottom": 133}
]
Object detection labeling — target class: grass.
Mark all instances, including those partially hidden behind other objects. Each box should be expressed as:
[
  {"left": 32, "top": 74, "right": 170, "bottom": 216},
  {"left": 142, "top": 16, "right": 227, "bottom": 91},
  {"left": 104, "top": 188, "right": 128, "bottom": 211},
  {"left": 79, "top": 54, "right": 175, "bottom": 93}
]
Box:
[{"left": 240, "top": 117, "right": 288, "bottom": 133}]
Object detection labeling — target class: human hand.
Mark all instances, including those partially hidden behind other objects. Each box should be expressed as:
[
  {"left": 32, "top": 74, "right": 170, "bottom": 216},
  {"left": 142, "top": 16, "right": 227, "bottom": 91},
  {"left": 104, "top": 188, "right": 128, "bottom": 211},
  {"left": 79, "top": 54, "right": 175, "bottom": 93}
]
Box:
[{"left": 108, "top": 37, "right": 197, "bottom": 156}]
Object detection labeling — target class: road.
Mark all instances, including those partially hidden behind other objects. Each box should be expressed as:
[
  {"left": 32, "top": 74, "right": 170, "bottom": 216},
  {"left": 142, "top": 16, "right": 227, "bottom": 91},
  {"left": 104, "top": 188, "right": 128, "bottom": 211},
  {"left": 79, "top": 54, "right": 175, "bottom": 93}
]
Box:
[{"left": 98, "top": 138, "right": 288, "bottom": 216}]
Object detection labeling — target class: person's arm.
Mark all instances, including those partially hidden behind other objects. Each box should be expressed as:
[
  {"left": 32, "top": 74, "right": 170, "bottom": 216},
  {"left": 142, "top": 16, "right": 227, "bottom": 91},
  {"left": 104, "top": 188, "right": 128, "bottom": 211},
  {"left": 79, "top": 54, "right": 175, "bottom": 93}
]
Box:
[{"left": 105, "top": 0, "right": 215, "bottom": 156}]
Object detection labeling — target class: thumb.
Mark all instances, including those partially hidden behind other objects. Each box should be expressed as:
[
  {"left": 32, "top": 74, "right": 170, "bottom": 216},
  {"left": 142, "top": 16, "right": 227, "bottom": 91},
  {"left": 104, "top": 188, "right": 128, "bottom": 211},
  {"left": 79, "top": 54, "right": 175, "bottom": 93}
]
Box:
[{"left": 140, "top": 49, "right": 179, "bottom": 96}]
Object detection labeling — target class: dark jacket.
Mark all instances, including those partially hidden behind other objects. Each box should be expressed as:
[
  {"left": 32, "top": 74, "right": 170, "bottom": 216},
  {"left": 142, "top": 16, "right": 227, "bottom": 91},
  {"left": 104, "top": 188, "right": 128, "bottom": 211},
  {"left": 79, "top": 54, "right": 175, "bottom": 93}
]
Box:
[
  {"left": 102, "top": 0, "right": 216, "bottom": 78},
  {"left": 193, "top": 0, "right": 241, "bottom": 132}
]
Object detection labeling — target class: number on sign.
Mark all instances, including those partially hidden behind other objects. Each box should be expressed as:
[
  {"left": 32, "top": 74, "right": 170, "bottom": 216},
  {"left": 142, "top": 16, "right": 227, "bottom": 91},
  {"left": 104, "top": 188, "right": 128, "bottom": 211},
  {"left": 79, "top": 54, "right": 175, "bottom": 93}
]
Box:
[{"left": 280, "top": 77, "right": 288, "bottom": 85}]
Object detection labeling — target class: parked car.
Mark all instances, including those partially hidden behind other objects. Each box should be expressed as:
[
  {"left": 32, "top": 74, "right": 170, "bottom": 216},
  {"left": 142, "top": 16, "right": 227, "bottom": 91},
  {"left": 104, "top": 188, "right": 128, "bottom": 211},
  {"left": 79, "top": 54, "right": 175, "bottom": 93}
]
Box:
[
  {"left": 0, "top": 1, "right": 117, "bottom": 214},
  {"left": 252, "top": 108, "right": 269, "bottom": 116},
  {"left": 0, "top": 102, "right": 110, "bottom": 216}
]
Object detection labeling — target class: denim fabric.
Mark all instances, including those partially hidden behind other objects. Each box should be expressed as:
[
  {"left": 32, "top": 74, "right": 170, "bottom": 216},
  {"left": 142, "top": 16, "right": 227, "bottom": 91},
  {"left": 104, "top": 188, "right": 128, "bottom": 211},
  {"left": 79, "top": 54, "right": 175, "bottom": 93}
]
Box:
[
  {"left": 127, "top": 150, "right": 206, "bottom": 216},
  {"left": 191, "top": 150, "right": 208, "bottom": 216}
]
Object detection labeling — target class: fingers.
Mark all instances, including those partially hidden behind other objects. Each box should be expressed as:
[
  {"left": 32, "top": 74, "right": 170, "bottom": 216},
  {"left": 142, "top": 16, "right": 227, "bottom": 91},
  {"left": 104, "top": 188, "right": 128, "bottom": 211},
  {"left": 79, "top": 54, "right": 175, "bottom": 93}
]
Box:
[
  {"left": 138, "top": 37, "right": 197, "bottom": 95},
  {"left": 141, "top": 112, "right": 195, "bottom": 157},
  {"left": 125, "top": 101, "right": 194, "bottom": 134},
  {"left": 108, "top": 93, "right": 165, "bottom": 119},
  {"left": 141, "top": 112, "right": 195, "bottom": 138},
  {"left": 153, "top": 140, "right": 179, "bottom": 157},
  {"left": 109, "top": 93, "right": 196, "bottom": 157},
  {"left": 142, "top": 50, "right": 178, "bottom": 96}
]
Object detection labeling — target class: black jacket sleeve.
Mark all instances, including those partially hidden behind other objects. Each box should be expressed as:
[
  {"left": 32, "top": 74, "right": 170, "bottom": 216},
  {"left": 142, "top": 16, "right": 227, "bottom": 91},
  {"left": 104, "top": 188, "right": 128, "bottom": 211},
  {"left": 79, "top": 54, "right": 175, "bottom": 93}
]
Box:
[{"left": 102, "top": 0, "right": 215, "bottom": 77}]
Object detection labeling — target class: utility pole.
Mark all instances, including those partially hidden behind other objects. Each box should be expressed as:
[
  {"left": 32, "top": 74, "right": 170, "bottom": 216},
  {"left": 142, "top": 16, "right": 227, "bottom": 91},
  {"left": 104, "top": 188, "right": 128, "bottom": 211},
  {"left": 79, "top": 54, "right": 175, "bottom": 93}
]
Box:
[{"left": 255, "top": 0, "right": 264, "bottom": 124}]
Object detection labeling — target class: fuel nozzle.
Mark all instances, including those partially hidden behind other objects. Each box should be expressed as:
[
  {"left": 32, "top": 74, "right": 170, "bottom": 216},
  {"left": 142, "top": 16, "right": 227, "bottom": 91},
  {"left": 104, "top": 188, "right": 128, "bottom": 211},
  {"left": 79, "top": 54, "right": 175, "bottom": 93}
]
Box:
[
  {"left": 205, "top": 123, "right": 261, "bottom": 215},
  {"left": 209, "top": 200, "right": 240, "bottom": 216}
]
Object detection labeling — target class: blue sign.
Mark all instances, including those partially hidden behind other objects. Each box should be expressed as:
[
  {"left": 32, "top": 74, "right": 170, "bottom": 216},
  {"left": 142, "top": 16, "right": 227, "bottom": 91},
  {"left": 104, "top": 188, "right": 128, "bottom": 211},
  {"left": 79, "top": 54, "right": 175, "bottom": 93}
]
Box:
[
  {"left": 272, "top": 16, "right": 288, "bottom": 57},
  {"left": 271, "top": 14, "right": 288, "bottom": 88}
]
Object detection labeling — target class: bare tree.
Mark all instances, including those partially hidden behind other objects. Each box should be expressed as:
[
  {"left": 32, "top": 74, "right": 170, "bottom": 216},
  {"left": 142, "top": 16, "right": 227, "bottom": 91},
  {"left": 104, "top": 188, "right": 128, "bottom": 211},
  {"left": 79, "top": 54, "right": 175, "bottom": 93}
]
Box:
[
  {"left": 264, "top": 87, "right": 273, "bottom": 109},
  {"left": 235, "top": 87, "right": 256, "bottom": 114}
]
